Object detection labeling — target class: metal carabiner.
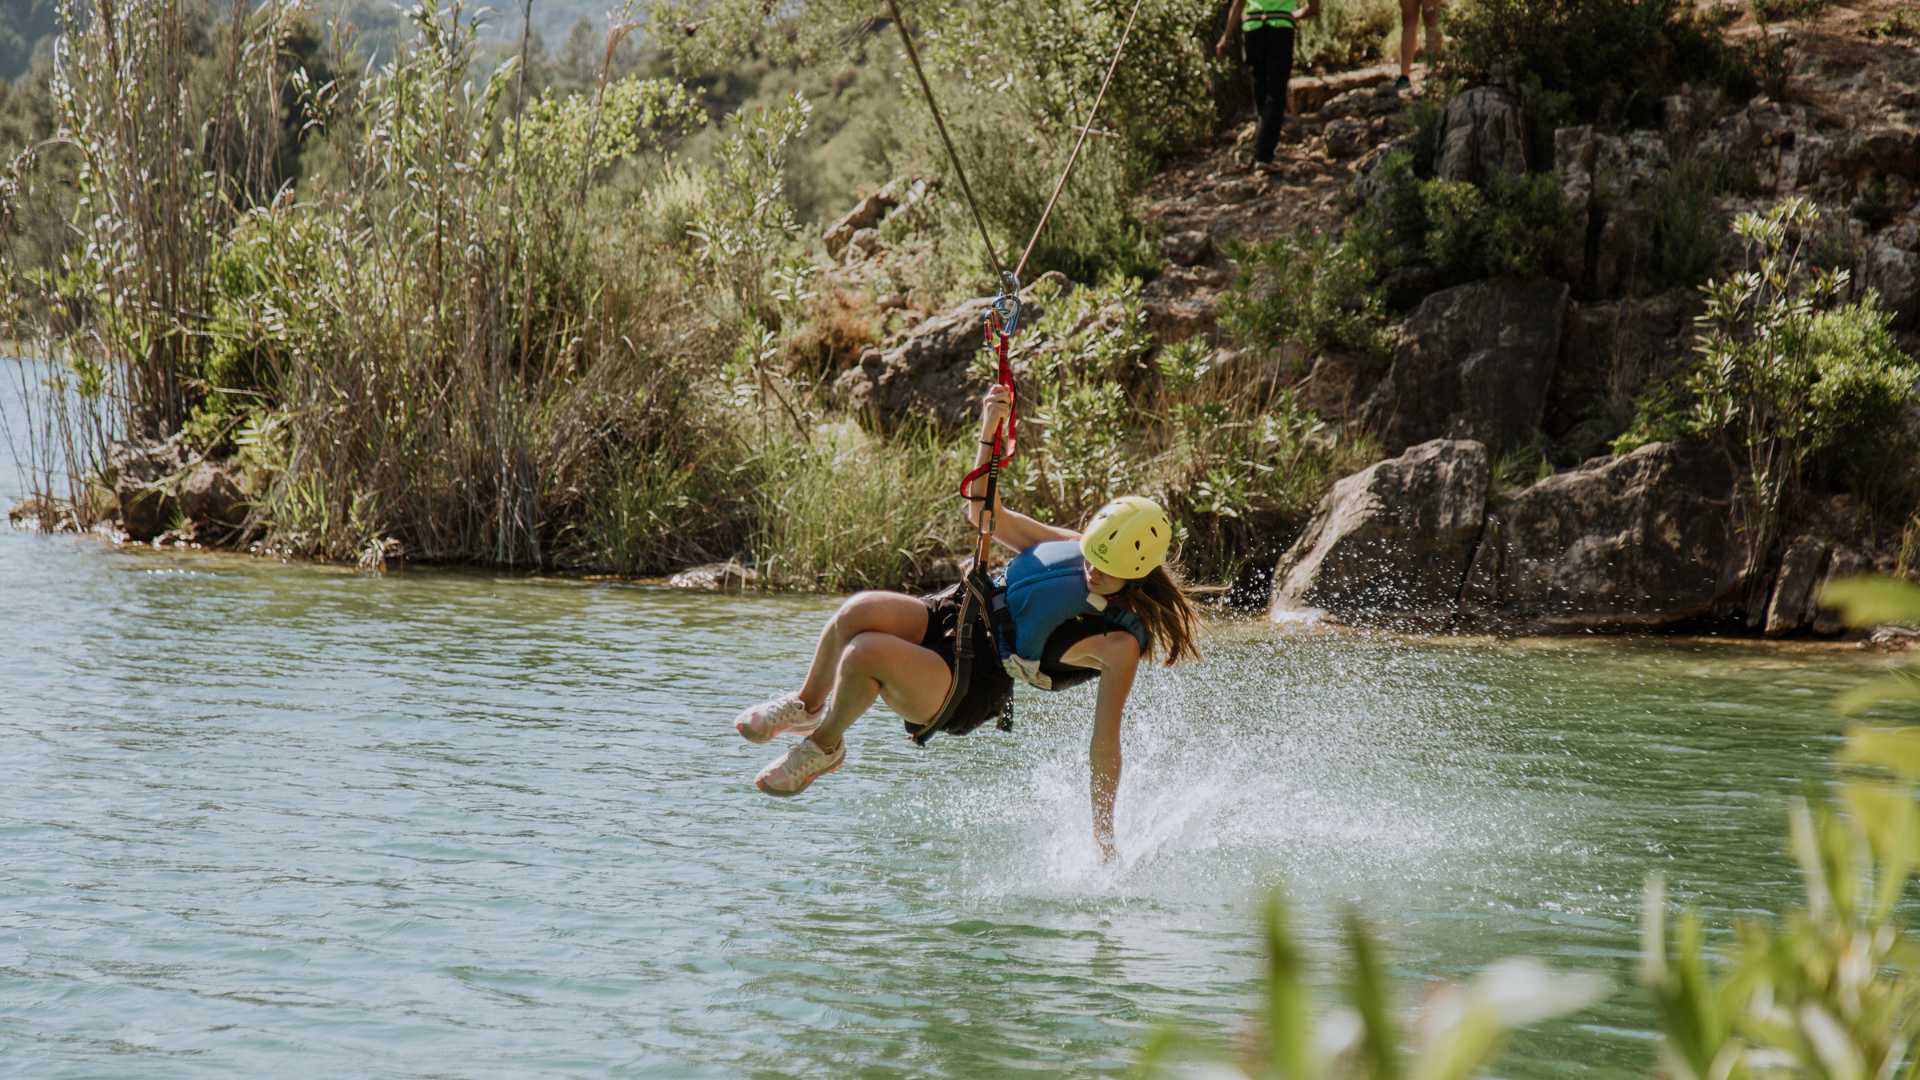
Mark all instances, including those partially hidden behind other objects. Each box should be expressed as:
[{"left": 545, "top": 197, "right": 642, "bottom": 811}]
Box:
[{"left": 991, "top": 270, "right": 1022, "bottom": 338}]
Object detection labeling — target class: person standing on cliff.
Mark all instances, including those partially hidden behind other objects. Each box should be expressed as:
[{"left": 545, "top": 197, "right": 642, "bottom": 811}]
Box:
[{"left": 1217, "top": 0, "right": 1319, "bottom": 172}]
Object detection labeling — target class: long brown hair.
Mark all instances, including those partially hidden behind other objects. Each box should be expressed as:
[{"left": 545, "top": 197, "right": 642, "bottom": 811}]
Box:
[{"left": 1111, "top": 562, "right": 1202, "bottom": 666}]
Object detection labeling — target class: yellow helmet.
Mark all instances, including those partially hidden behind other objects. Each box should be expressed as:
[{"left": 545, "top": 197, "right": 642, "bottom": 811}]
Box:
[{"left": 1080, "top": 496, "right": 1172, "bottom": 580}]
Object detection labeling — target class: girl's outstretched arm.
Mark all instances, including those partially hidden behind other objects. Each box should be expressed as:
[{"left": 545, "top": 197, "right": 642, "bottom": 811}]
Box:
[{"left": 1065, "top": 631, "right": 1142, "bottom": 861}]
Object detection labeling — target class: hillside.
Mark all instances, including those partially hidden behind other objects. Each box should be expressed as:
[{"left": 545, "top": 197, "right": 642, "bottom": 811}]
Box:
[{"left": 0, "top": 0, "right": 626, "bottom": 80}]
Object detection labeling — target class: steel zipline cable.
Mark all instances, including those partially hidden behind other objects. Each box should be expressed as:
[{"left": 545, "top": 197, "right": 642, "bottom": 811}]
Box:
[{"left": 882, "top": 0, "right": 1150, "bottom": 289}]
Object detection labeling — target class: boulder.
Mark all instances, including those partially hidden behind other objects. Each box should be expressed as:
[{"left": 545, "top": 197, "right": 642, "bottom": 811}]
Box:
[
  {"left": 667, "top": 561, "right": 756, "bottom": 592},
  {"left": 1860, "top": 227, "right": 1919, "bottom": 330},
  {"left": 1591, "top": 205, "right": 1656, "bottom": 298},
  {"left": 1297, "top": 351, "right": 1378, "bottom": 422},
  {"left": 1544, "top": 290, "right": 1697, "bottom": 460},
  {"left": 1288, "top": 64, "right": 1398, "bottom": 116},
  {"left": 107, "top": 437, "right": 188, "bottom": 541},
  {"left": 1812, "top": 548, "right": 1874, "bottom": 636},
  {"left": 822, "top": 177, "right": 936, "bottom": 259},
  {"left": 1459, "top": 441, "right": 1739, "bottom": 630},
  {"left": 1160, "top": 229, "right": 1214, "bottom": 267},
  {"left": 834, "top": 273, "right": 1065, "bottom": 431},
  {"left": 1435, "top": 86, "right": 1528, "bottom": 186},
  {"left": 1323, "top": 117, "right": 1376, "bottom": 160},
  {"left": 1554, "top": 125, "right": 1599, "bottom": 284},
  {"left": 177, "top": 460, "right": 249, "bottom": 535},
  {"left": 1763, "top": 535, "right": 1830, "bottom": 637},
  {"left": 844, "top": 227, "right": 884, "bottom": 262},
  {"left": 1270, "top": 439, "right": 1490, "bottom": 626},
  {"left": 824, "top": 187, "right": 900, "bottom": 259},
  {"left": 1141, "top": 266, "right": 1224, "bottom": 343},
  {"left": 1361, "top": 279, "right": 1570, "bottom": 455}
]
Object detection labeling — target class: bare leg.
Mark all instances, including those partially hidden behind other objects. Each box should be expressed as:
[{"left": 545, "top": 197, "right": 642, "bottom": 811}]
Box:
[
  {"left": 796, "top": 591, "right": 930, "bottom": 712},
  {"left": 1422, "top": 0, "right": 1443, "bottom": 68},
  {"left": 809, "top": 631, "right": 952, "bottom": 753},
  {"left": 1399, "top": 0, "right": 1421, "bottom": 77}
]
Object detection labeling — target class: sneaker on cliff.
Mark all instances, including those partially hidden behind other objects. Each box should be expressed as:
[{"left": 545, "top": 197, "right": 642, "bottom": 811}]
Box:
[
  {"left": 755, "top": 738, "right": 845, "bottom": 797},
  {"left": 732, "top": 693, "right": 824, "bottom": 744}
]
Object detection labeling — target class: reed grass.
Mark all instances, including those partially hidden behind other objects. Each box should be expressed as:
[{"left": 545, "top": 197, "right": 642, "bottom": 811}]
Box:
[{"left": 748, "top": 422, "right": 971, "bottom": 591}]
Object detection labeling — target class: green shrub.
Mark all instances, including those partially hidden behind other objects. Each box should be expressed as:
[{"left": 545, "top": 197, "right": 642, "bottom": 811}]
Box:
[
  {"left": 1420, "top": 170, "right": 1570, "bottom": 284},
  {"left": 1639, "top": 154, "right": 1744, "bottom": 291},
  {"left": 1294, "top": 0, "right": 1395, "bottom": 74},
  {"left": 1620, "top": 198, "right": 1920, "bottom": 580},
  {"left": 747, "top": 423, "right": 970, "bottom": 590},
  {"left": 1443, "top": 0, "right": 1757, "bottom": 128},
  {"left": 1220, "top": 231, "right": 1394, "bottom": 366}
]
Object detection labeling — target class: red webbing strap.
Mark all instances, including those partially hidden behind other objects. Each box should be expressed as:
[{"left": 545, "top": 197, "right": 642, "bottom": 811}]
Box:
[{"left": 959, "top": 315, "right": 1017, "bottom": 501}]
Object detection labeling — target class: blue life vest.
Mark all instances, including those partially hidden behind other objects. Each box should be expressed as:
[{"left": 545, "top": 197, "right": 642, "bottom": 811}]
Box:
[{"left": 993, "top": 540, "right": 1148, "bottom": 691}]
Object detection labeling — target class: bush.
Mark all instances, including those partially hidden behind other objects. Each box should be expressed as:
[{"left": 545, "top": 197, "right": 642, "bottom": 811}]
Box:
[
  {"left": 1219, "top": 231, "right": 1395, "bottom": 366},
  {"left": 747, "top": 423, "right": 971, "bottom": 590},
  {"left": 1618, "top": 198, "right": 1920, "bottom": 581},
  {"left": 1420, "top": 170, "right": 1570, "bottom": 283},
  {"left": 1443, "top": 0, "right": 1756, "bottom": 128}
]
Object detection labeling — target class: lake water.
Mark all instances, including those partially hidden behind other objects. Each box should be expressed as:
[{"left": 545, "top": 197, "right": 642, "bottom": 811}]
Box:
[{"left": 0, "top": 359, "right": 1895, "bottom": 1077}]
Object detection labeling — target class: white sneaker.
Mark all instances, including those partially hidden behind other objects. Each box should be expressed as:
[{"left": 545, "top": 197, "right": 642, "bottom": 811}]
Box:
[
  {"left": 755, "top": 739, "right": 845, "bottom": 797},
  {"left": 733, "top": 693, "right": 824, "bottom": 744}
]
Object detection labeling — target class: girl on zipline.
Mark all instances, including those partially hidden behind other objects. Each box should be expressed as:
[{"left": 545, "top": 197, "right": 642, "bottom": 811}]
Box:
[{"left": 731, "top": 383, "right": 1203, "bottom": 859}]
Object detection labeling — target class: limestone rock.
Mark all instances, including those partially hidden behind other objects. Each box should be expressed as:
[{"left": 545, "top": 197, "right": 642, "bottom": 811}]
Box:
[
  {"left": 835, "top": 273, "right": 1065, "bottom": 431},
  {"left": 1764, "top": 536, "right": 1831, "bottom": 637},
  {"left": 177, "top": 460, "right": 248, "bottom": 535},
  {"left": 1323, "top": 117, "right": 1375, "bottom": 160},
  {"left": 668, "top": 561, "right": 756, "bottom": 592},
  {"left": 107, "top": 437, "right": 188, "bottom": 541},
  {"left": 1812, "top": 548, "right": 1873, "bottom": 636},
  {"left": 1270, "top": 438, "right": 1490, "bottom": 626},
  {"left": 1545, "top": 290, "right": 1697, "bottom": 461},
  {"left": 1860, "top": 229, "right": 1919, "bottom": 330},
  {"left": 1460, "top": 442, "right": 1739, "bottom": 630},
  {"left": 1160, "top": 229, "right": 1214, "bottom": 267},
  {"left": 1361, "top": 279, "right": 1570, "bottom": 455},
  {"left": 844, "top": 227, "right": 884, "bottom": 263},
  {"left": 1435, "top": 86, "right": 1528, "bottom": 186}
]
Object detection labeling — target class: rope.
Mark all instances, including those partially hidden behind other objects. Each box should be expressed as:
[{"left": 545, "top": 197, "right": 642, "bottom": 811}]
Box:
[
  {"left": 883, "top": 0, "right": 1005, "bottom": 279},
  {"left": 1013, "top": 0, "right": 1148, "bottom": 282}
]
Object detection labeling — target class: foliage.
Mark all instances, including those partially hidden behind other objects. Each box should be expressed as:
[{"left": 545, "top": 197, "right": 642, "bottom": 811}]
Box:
[
  {"left": 1293, "top": 0, "right": 1395, "bottom": 75},
  {"left": 1134, "top": 894, "right": 1610, "bottom": 1078},
  {"left": 1863, "top": 9, "right": 1920, "bottom": 41},
  {"left": 1418, "top": 171, "right": 1570, "bottom": 285},
  {"left": 1640, "top": 577, "right": 1920, "bottom": 1079},
  {"left": 748, "top": 423, "right": 970, "bottom": 591},
  {"left": 1442, "top": 0, "right": 1757, "bottom": 128},
  {"left": 686, "top": 92, "right": 818, "bottom": 333},
  {"left": 1219, "top": 232, "right": 1395, "bottom": 367},
  {"left": 1005, "top": 277, "right": 1378, "bottom": 583},
  {"left": 1638, "top": 154, "right": 1745, "bottom": 291},
  {"left": 1619, "top": 199, "right": 1920, "bottom": 584}
]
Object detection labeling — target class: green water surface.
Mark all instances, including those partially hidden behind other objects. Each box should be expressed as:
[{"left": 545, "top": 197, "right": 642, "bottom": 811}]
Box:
[{"left": 0, "top": 363, "right": 1899, "bottom": 1078}]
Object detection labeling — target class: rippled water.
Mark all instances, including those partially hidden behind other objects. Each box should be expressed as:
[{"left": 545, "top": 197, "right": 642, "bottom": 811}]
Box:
[{"left": 0, "top": 361, "right": 1894, "bottom": 1077}]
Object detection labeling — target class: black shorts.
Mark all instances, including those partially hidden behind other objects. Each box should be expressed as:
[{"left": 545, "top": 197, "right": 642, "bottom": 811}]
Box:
[{"left": 917, "top": 585, "right": 1014, "bottom": 737}]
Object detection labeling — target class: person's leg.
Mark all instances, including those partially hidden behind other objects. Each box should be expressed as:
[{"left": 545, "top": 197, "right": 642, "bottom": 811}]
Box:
[
  {"left": 1398, "top": 0, "right": 1420, "bottom": 79},
  {"left": 809, "top": 631, "right": 952, "bottom": 753},
  {"left": 795, "top": 591, "right": 929, "bottom": 712},
  {"left": 1245, "top": 29, "right": 1271, "bottom": 156},
  {"left": 1248, "top": 28, "right": 1287, "bottom": 164},
  {"left": 1422, "top": 0, "right": 1443, "bottom": 69}
]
